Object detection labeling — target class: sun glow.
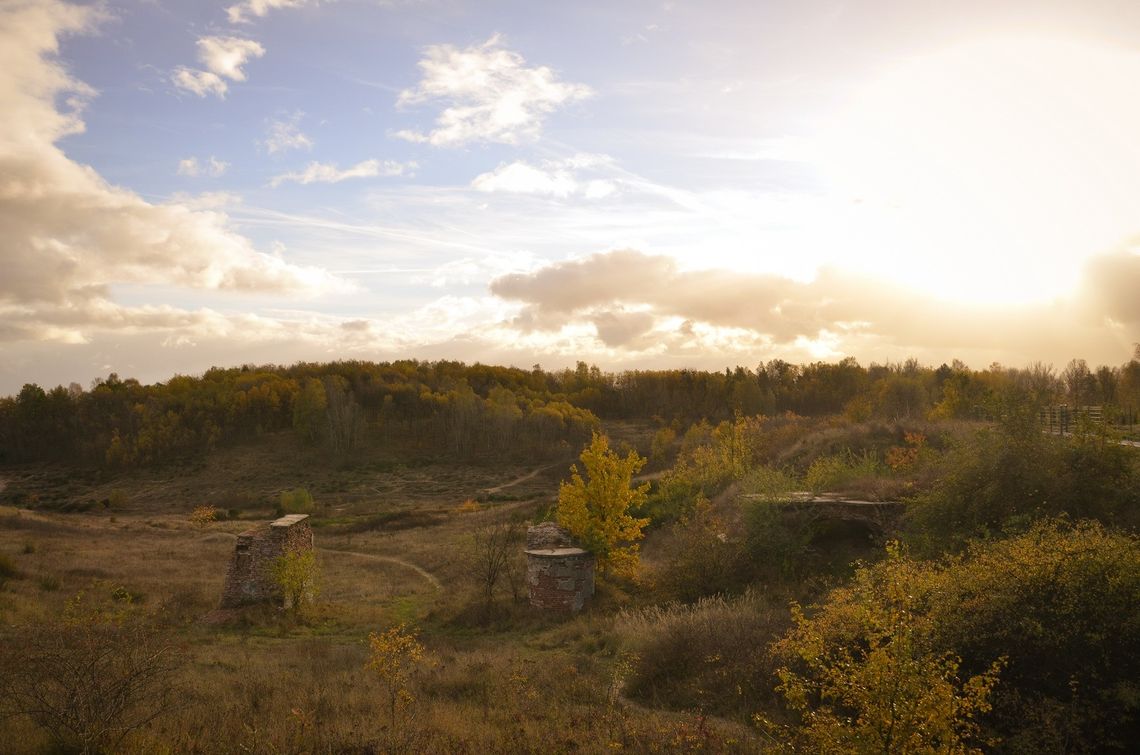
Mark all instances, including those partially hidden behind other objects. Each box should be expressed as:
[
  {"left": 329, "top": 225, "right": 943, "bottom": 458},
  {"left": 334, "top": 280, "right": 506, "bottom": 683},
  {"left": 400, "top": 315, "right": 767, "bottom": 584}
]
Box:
[{"left": 819, "top": 36, "right": 1140, "bottom": 306}]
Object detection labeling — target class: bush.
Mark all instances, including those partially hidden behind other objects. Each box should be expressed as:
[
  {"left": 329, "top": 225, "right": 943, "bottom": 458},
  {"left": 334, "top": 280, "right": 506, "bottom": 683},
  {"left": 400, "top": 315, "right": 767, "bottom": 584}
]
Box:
[
  {"left": 278, "top": 488, "right": 315, "bottom": 516},
  {"left": 655, "top": 498, "right": 745, "bottom": 601},
  {"left": 0, "top": 552, "right": 20, "bottom": 588},
  {"left": 803, "top": 449, "right": 883, "bottom": 494},
  {"left": 617, "top": 591, "right": 789, "bottom": 716},
  {"left": 907, "top": 421, "right": 1140, "bottom": 548},
  {"left": 771, "top": 521, "right": 1140, "bottom": 752},
  {"left": 0, "top": 600, "right": 185, "bottom": 753}
]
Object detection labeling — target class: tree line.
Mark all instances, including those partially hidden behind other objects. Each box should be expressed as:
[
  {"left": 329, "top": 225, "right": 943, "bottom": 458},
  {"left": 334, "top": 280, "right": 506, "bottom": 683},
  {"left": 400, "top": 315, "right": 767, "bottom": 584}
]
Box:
[{"left": 2, "top": 350, "right": 1139, "bottom": 468}]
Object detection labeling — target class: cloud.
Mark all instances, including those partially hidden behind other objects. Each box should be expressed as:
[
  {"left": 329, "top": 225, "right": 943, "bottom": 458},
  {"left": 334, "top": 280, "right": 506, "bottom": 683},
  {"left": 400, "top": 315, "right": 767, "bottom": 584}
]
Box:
[
  {"left": 473, "top": 161, "right": 576, "bottom": 197},
  {"left": 469, "top": 153, "right": 620, "bottom": 199},
  {"left": 1082, "top": 246, "right": 1140, "bottom": 325},
  {"left": 472, "top": 154, "right": 617, "bottom": 199},
  {"left": 171, "top": 68, "right": 227, "bottom": 97},
  {"left": 395, "top": 34, "right": 592, "bottom": 147},
  {"left": 592, "top": 309, "right": 656, "bottom": 347},
  {"left": 172, "top": 35, "right": 264, "bottom": 98},
  {"left": 0, "top": 0, "right": 348, "bottom": 346},
  {"left": 489, "top": 249, "right": 1140, "bottom": 361},
  {"left": 226, "top": 0, "right": 312, "bottom": 24},
  {"left": 270, "top": 158, "right": 415, "bottom": 187},
  {"left": 177, "top": 155, "right": 229, "bottom": 177},
  {"left": 262, "top": 112, "right": 313, "bottom": 154},
  {"left": 197, "top": 36, "right": 264, "bottom": 80}
]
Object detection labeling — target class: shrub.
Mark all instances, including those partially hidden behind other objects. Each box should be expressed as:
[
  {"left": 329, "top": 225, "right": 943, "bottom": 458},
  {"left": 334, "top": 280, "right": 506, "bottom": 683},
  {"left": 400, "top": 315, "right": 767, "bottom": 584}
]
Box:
[
  {"left": 907, "top": 421, "right": 1140, "bottom": 548},
  {"left": 770, "top": 543, "right": 1003, "bottom": 753},
  {"left": 771, "top": 522, "right": 1140, "bottom": 752},
  {"left": 655, "top": 498, "right": 745, "bottom": 601},
  {"left": 278, "top": 488, "right": 315, "bottom": 516},
  {"left": 617, "top": 591, "right": 789, "bottom": 716},
  {"left": 0, "top": 599, "right": 185, "bottom": 754},
  {"left": 0, "top": 552, "right": 19, "bottom": 588},
  {"left": 189, "top": 504, "right": 219, "bottom": 526},
  {"left": 804, "top": 449, "right": 883, "bottom": 494}
]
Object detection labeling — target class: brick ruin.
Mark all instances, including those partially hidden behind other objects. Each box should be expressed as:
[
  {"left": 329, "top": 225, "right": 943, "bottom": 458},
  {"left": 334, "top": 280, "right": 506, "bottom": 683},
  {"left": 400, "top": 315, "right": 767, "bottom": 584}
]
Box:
[
  {"left": 219, "top": 513, "right": 313, "bottom": 609},
  {"left": 525, "top": 522, "right": 595, "bottom": 613}
]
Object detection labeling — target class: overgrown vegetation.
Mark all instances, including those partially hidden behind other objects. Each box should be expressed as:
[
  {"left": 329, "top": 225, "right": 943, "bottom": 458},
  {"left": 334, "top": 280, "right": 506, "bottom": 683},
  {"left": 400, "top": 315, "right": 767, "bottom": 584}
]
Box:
[{"left": 1, "top": 352, "right": 1139, "bottom": 751}]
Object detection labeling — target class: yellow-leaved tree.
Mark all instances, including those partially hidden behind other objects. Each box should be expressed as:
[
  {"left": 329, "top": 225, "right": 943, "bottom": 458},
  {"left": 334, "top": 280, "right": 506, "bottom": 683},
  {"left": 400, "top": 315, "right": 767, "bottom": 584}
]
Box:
[{"left": 556, "top": 433, "right": 650, "bottom": 577}]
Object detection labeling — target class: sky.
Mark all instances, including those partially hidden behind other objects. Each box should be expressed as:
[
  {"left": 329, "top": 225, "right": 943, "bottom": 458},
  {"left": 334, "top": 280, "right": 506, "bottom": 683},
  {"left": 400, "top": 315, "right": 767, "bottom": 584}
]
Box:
[{"left": 3, "top": 0, "right": 1140, "bottom": 395}]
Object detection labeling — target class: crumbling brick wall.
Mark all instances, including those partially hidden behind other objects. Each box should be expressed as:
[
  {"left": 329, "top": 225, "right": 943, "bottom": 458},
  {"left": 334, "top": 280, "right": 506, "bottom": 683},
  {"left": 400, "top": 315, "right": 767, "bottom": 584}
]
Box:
[
  {"left": 525, "top": 523, "right": 595, "bottom": 613},
  {"left": 219, "top": 514, "right": 313, "bottom": 609}
]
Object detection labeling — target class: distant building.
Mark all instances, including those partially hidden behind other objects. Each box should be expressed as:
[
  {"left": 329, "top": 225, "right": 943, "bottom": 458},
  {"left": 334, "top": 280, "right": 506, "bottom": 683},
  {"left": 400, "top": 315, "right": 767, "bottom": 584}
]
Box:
[
  {"left": 219, "top": 514, "right": 313, "bottom": 608},
  {"left": 525, "top": 522, "right": 595, "bottom": 613}
]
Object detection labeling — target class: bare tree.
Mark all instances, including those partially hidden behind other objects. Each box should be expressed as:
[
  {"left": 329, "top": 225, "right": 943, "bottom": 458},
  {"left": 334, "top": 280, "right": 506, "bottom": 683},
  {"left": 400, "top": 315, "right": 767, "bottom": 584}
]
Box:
[
  {"left": 323, "top": 375, "right": 365, "bottom": 455},
  {"left": 0, "top": 612, "right": 185, "bottom": 754},
  {"left": 469, "top": 520, "right": 524, "bottom": 611}
]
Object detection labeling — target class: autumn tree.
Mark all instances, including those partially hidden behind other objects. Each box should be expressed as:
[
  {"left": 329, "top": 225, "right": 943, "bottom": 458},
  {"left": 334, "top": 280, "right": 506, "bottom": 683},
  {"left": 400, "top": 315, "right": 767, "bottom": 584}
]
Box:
[
  {"left": 556, "top": 433, "right": 650, "bottom": 577},
  {"left": 271, "top": 550, "right": 319, "bottom": 614},
  {"left": 366, "top": 624, "right": 426, "bottom": 728},
  {"left": 772, "top": 522, "right": 1140, "bottom": 752},
  {"left": 769, "top": 543, "right": 1004, "bottom": 754}
]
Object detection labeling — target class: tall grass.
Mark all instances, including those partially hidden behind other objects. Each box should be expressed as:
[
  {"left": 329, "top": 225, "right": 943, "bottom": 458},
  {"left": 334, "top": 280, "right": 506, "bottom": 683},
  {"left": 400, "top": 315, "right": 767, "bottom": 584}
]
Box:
[{"left": 616, "top": 590, "right": 789, "bottom": 717}]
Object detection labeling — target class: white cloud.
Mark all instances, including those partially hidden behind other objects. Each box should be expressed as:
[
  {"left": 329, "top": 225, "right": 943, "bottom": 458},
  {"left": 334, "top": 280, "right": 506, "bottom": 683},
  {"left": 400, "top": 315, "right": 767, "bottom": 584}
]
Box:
[
  {"left": 471, "top": 153, "right": 618, "bottom": 199},
  {"left": 177, "top": 155, "right": 229, "bottom": 177},
  {"left": 226, "top": 0, "right": 312, "bottom": 24},
  {"left": 473, "top": 161, "right": 576, "bottom": 197},
  {"left": 197, "top": 36, "right": 264, "bottom": 81},
  {"left": 262, "top": 112, "right": 313, "bottom": 154},
  {"left": 172, "top": 35, "right": 264, "bottom": 98},
  {"left": 172, "top": 68, "right": 227, "bottom": 98},
  {"left": 396, "top": 34, "right": 592, "bottom": 147},
  {"left": 0, "top": 1, "right": 348, "bottom": 346},
  {"left": 270, "top": 158, "right": 415, "bottom": 187}
]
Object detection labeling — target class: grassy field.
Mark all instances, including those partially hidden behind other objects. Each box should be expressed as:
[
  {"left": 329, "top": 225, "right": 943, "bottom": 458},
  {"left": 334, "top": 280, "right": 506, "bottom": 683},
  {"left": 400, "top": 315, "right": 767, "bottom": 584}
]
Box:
[{"left": 0, "top": 427, "right": 779, "bottom": 753}]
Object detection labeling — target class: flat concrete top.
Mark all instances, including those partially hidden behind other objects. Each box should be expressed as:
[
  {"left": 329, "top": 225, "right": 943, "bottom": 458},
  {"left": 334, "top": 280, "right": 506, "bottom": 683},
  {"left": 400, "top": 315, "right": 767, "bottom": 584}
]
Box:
[
  {"left": 525, "top": 547, "right": 590, "bottom": 557},
  {"left": 271, "top": 513, "right": 311, "bottom": 527}
]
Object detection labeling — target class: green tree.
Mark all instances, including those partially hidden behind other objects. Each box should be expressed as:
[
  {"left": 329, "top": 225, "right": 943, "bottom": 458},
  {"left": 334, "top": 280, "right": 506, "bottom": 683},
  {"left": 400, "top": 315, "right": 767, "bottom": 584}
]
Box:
[
  {"left": 292, "top": 377, "right": 327, "bottom": 443},
  {"left": 557, "top": 433, "right": 650, "bottom": 577}
]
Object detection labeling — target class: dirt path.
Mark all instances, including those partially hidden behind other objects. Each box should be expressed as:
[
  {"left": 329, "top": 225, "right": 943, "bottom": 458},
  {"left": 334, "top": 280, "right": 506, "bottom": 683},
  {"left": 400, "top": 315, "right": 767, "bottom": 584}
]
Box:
[
  {"left": 318, "top": 547, "right": 442, "bottom": 591},
  {"left": 483, "top": 463, "right": 558, "bottom": 494},
  {"left": 205, "top": 530, "right": 443, "bottom": 591}
]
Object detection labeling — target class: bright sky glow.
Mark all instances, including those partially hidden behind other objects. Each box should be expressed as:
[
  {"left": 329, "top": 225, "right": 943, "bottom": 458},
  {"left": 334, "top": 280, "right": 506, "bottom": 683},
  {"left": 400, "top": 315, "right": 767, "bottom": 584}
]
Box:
[{"left": 1, "top": 0, "right": 1139, "bottom": 393}]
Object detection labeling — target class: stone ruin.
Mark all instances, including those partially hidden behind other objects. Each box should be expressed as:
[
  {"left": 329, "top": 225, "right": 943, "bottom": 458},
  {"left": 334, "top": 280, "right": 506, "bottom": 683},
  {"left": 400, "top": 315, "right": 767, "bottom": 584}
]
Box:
[
  {"left": 219, "top": 513, "right": 313, "bottom": 609},
  {"left": 525, "top": 522, "right": 595, "bottom": 613}
]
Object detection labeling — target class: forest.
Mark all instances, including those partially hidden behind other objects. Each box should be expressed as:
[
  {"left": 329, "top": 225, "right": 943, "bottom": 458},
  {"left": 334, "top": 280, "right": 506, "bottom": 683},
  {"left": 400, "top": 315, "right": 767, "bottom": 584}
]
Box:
[
  {"left": 2, "top": 352, "right": 1138, "bottom": 469},
  {"left": 0, "top": 351, "right": 1139, "bottom": 753}
]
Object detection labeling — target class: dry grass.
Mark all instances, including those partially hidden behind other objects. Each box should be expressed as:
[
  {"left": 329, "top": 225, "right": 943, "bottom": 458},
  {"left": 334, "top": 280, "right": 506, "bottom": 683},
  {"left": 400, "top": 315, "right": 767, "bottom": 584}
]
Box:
[{"left": 0, "top": 424, "right": 776, "bottom": 752}]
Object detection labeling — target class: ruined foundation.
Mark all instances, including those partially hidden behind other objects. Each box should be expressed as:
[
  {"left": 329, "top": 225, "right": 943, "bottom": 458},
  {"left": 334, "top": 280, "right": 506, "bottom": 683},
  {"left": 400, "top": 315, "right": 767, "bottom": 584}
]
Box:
[
  {"left": 525, "top": 522, "right": 595, "bottom": 613},
  {"left": 219, "top": 513, "right": 313, "bottom": 608}
]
